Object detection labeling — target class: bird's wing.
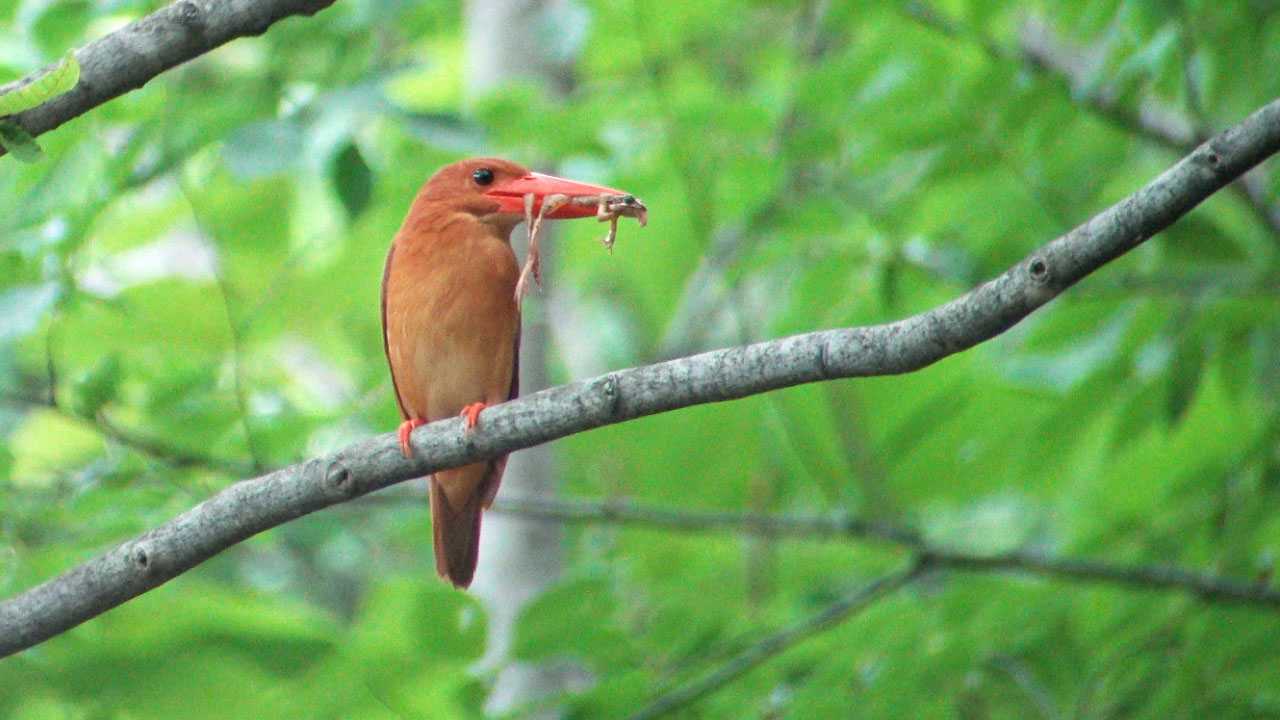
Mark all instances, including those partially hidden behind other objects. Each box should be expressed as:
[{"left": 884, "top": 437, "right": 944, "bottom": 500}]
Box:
[
  {"left": 381, "top": 241, "right": 411, "bottom": 420},
  {"left": 480, "top": 318, "right": 520, "bottom": 509},
  {"left": 507, "top": 317, "right": 520, "bottom": 401}
]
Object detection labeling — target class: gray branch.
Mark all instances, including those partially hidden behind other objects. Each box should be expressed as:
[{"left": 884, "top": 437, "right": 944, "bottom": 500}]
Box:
[
  {"left": 0, "top": 0, "right": 337, "bottom": 159},
  {"left": 3, "top": 95, "right": 1280, "bottom": 659}
]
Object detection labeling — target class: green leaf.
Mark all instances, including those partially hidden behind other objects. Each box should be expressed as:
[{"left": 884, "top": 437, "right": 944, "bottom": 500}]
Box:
[
  {"left": 0, "top": 52, "right": 80, "bottom": 116},
  {"left": 0, "top": 120, "right": 42, "bottom": 162},
  {"left": 349, "top": 578, "right": 485, "bottom": 666},
  {"left": 70, "top": 354, "right": 122, "bottom": 418},
  {"left": 330, "top": 141, "right": 372, "bottom": 219},
  {"left": 515, "top": 574, "right": 630, "bottom": 664}
]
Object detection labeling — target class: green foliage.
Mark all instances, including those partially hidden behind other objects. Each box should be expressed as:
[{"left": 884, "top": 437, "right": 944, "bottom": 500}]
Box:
[
  {"left": 0, "top": 120, "right": 41, "bottom": 162},
  {"left": 0, "top": 51, "right": 81, "bottom": 162},
  {"left": 331, "top": 141, "right": 374, "bottom": 219},
  {"left": 2, "top": 0, "right": 1279, "bottom": 717},
  {"left": 67, "top": 354, "right": 120, "bottom": 418},
  {"left": 0, "top": 52, "right": 80, "bottom": 116}
]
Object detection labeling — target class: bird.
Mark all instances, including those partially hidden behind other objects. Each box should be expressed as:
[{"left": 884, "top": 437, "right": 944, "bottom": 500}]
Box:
[{"left": 382, "top": 157, "right": 633, "bottom": 588}]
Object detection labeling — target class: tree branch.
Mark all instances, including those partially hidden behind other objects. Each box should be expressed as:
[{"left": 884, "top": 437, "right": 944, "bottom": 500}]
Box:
[
  {"left": 2, "top": 96, "right": 1280, "bottom": 658},
  {"left": 484, "top": 496, "right": 922, "bottom": 546},
  {"left": 484, "top": 497, "right": 1280, "bottom": 608},
  {"left": 0, "top": 0, "right": 338, "bottom": 159},
  {"left": 929, "top": 549, "right": 1280, "bottom": 608}
]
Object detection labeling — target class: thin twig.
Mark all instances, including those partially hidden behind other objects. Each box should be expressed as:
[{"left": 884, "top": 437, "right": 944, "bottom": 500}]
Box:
[
  {"left": 174, "top": 173, "right": 268, "bottom": 473},
  {"left": 0, "top": 390, "right": 252, "bottom": 475},
  {"left": 480, "top": 496, "right": 1280, "bottom": 608},
  {"left": 929, "top": 549, "right": 1280, "bottom": 607},
  {"left": 485, "top": 495, "right": 921, "bottom": 544},
  {"left": 628, "top": 563, "right": 924, "bottom": 720}
]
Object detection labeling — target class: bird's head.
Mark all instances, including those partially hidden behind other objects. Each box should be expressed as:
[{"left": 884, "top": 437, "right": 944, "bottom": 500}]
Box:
[{"left": 419, "top": 157, "right": 632, "bottom": 229}]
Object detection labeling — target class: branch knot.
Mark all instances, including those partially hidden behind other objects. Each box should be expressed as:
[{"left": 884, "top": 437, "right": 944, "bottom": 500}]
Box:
[
  {"left": 1027, "top": 256, "right": 1051, "bottom": 285},
  {"left": 815, "top": 338, "right": 831, "bottom": 379},
  {"left": 130, "top": 543, "right": 154, "bottom": 574},
  {"left": 326, "top": 459, "right": 354, "bottom": 497},
  {"left": 174, "top": 0, "right": 205, "bottom": 31},
  {"left": 598, "top": 374, "right": 622, "bottom": 420}
]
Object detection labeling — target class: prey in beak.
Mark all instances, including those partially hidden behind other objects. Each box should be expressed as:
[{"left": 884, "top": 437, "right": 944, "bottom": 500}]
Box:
[{"left": 483, "top": 172, "right": 648, "bottom": 305}]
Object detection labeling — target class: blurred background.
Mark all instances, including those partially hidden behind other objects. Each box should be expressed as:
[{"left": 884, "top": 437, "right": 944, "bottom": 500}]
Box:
[{"left": 2, "top": 0, "right": 1280, "bottom": 717}]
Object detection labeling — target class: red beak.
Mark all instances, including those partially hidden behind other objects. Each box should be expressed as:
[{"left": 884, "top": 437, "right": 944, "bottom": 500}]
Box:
[{"left": 484, "top": 172, "right": 629, "bottom": 219}]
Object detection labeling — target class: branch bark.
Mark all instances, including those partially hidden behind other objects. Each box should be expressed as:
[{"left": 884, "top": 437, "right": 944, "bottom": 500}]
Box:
[
  {"left": 0, "top": 0, "right": 337, "bottom": 159},
  {"left": 2, "top": 96, "right": 1280, "bottom": 659}
]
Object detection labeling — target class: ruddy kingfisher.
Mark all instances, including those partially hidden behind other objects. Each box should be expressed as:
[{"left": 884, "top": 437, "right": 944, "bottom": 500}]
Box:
[{"left": 382, "top": 157, "right": 644, "bottom": 587}]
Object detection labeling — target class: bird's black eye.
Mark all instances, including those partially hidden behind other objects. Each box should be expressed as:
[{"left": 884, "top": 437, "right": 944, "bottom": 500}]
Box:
[{"left": 472, "top": 168, "right": 495, "bottom": 186}]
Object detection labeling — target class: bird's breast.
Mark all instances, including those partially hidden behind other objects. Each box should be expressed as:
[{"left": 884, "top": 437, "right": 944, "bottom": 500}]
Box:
[{"left": 384, "top": 232, "right": 519, "bottom": 421}]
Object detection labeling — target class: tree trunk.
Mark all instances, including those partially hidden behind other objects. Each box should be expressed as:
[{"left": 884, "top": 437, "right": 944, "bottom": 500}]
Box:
[{"left": 464, "top": 1, "right": 581, "bottom": 714}]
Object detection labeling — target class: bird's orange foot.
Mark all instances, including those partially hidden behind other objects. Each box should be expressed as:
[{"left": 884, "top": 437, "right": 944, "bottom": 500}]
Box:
[
  {"left": 459, "top": 402, "right": 488, "bottom": 432},
  {"left": 398, "top": 418, "right": 427, "bottom": 458}
]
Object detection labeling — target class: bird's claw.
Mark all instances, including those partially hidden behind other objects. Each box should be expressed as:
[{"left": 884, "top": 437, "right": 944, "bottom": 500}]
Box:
[
  {"left": 398, "top": 417, "right": 427, "bottom": 458},
  {"left": 459, "top": 402, "right": 488, "bottom": 432}
]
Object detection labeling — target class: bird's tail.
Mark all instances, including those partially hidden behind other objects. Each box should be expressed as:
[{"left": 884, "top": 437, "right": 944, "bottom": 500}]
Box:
[{"left": 429, "top": 462, "right": 496, "bottom": 588}]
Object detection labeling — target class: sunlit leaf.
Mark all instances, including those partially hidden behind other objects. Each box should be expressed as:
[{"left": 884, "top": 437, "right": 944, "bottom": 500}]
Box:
[
  {"left": 32, "top": 1, "right": 91, "bottom": 59},
  {"left": 0, "top": 52, "right": 80, "bottom": 116},
  {"left": 69, "top": 354, "right": 122, "bottom": 418}
]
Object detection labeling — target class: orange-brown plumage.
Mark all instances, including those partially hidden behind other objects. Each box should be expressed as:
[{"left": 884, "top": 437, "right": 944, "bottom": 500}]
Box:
[{"left": 382, "top": 157, "right": 633, "bottom": 588}]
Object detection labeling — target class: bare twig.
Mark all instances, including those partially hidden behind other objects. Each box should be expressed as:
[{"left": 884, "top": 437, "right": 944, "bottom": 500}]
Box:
[
  {"left": 0, "top": 0, "right": 338, "bottom": 159},
  {"left": 174, "top": 173, "right": 268, "bottom": 473},
  {"left": 482, "top": 496, "right": 1280, "bottom": 608},
  {"left": 486, "top": 496, "right": 921, "bottom": 544},
  {"left": 929, "top": 549, "right": 1280, "bottom": 607},
  {"left": 628, "top": 564, "right": 924, "bottom": 720},
  {"left": 2, "top": 97, "right": 1279, "bottom": 657}
]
